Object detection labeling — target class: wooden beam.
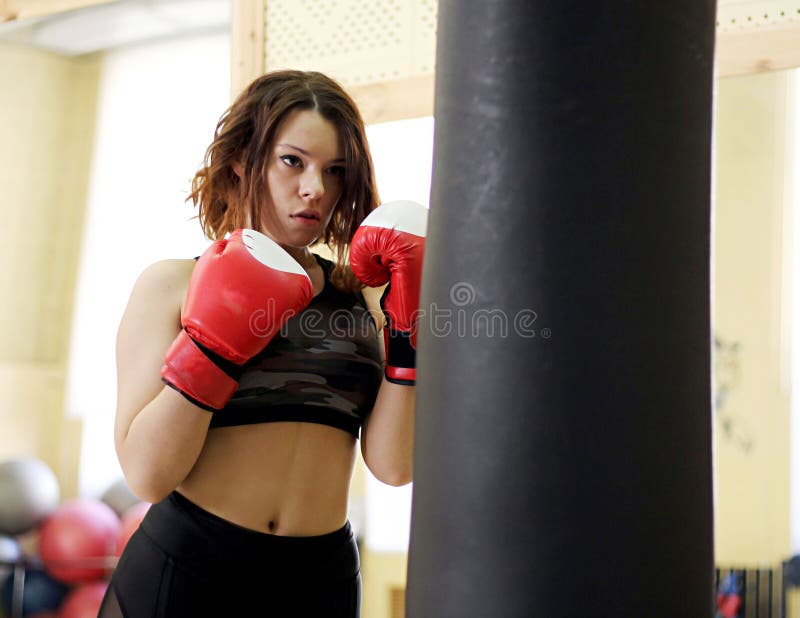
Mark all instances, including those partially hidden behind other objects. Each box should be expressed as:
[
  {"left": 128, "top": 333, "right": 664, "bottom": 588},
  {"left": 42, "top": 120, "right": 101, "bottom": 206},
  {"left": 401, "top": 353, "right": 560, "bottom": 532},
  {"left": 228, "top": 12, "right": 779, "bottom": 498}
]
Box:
[
  {"left": 230, "top": 0, "right": 264, "bottom": 101},
  {"left": 0, "top": 0, "right": 115, "bottom": 22},
  {"left": 348, "top": 27, "right": 800, "bottom": 121},
  {"left": 350, "top": 75, "right": 435, "bottom": 125},
  {"left": 227, "top": 4, "right": 799, "bottom": 122},
  {"left": 716, "top": 23, "right": 800, "bottom": 77}
]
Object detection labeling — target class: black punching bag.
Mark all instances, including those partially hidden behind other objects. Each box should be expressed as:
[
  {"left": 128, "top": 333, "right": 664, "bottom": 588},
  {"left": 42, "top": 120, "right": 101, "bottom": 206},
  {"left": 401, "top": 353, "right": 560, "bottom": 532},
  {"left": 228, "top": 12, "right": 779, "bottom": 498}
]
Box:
[{"left": 407, "top": 2, "right": 716, "bottom": 616}]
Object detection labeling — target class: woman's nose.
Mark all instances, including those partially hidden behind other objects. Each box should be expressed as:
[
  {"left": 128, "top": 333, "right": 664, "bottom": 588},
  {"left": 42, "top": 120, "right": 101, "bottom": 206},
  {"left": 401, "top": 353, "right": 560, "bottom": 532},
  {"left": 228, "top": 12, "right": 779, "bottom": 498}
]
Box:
[{"left": 300, "top": 169, "right": 324, "bottom": 199}]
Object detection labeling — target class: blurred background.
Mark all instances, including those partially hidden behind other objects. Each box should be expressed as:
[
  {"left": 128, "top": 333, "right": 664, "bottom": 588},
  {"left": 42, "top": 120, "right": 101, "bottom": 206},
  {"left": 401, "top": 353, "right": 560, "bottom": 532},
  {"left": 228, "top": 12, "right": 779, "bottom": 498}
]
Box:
[{"left": 0, "top": 0, "right": 798, "bottom": 616}]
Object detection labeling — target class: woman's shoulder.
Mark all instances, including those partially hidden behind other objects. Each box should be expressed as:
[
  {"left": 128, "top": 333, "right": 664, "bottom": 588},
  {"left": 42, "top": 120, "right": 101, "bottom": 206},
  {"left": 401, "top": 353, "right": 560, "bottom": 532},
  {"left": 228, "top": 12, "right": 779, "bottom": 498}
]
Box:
[
  {"left": 135, "top": 258, "right": 195, "bottom": 287},
  {"left": 117, "top": 258, "right": 194, "bottom": 351},
  {"left": 128, "top": 258, "right": 195, "bottom": 308}
]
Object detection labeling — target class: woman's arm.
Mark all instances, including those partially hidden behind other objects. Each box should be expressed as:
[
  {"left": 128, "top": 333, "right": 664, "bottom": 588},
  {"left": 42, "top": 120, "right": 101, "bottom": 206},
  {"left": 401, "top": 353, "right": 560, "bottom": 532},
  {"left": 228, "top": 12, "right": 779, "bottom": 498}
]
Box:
[
  {"left": 359, "top": 286, "right": 415, "bottom": 487},
  {"left": 361, "top": 380, "right": 415, "bottom": 487},
  {"left": 114, "top": 259, "right": 211, "bottom": 503}
]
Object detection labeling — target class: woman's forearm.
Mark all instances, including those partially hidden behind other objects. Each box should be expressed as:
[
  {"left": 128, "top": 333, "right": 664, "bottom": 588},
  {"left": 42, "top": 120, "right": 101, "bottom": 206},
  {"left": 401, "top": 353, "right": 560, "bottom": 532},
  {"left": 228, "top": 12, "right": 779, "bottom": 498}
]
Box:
[
  {"left": 116, "top": 387, "right": 212, "bottom": 503},
  {"left": 361, "top": 380, "right": 415, "bottom": 486}
]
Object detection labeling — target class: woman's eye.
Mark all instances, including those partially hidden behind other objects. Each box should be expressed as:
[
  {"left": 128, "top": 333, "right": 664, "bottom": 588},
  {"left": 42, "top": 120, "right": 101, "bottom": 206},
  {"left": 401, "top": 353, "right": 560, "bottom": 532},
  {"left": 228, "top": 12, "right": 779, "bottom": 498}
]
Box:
[
  {"left": 327, "top": 165, "right": 345, "bottom": 177},
  {"left": 280, "top": 155, "right": 302, "bottom": 168}
]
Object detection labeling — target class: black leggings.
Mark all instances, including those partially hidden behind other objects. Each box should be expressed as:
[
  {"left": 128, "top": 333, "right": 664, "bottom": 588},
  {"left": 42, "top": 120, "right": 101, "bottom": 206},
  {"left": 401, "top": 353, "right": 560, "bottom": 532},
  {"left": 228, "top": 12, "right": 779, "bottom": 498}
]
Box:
[{"left": 98, "top": 491, "right": 361, "bottom": 617}]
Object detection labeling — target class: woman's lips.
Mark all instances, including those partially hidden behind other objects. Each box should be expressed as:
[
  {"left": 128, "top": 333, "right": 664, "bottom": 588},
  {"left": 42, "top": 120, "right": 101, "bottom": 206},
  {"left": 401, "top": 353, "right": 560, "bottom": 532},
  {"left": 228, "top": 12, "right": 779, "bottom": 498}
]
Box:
[{"left": 291, "top": 211, "right": 320, "bottom": 225}]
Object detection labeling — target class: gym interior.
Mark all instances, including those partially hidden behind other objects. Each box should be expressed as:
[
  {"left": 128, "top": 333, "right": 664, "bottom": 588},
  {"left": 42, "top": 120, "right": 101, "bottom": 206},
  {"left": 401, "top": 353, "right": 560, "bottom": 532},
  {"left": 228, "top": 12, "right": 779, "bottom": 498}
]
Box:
[{"left": 0, "top": 1, "right": 799, "bottom": 616}]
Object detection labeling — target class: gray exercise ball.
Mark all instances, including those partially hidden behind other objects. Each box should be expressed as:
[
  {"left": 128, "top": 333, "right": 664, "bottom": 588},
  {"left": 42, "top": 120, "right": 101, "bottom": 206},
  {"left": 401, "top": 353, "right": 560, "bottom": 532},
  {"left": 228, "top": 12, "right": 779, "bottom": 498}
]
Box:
[
  {"left": 101, "top": 478, "right": 140, "bottom": 517},
  {"left": 0, "top": 458, "right": 60, "bottom": 536}
]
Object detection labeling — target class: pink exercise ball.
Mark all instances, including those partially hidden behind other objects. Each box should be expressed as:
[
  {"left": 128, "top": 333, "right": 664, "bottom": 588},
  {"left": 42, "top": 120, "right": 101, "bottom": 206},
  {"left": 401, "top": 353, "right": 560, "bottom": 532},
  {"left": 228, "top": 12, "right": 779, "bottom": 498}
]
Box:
[
  {"left": 58, "top": 581, "right": 108, "bottom": 618},
  {"left": 116, "top": 502, "right": 150, "bottom": 556},
  {"left": 38, "top": 499, "right": 120, "bottom": 583}
]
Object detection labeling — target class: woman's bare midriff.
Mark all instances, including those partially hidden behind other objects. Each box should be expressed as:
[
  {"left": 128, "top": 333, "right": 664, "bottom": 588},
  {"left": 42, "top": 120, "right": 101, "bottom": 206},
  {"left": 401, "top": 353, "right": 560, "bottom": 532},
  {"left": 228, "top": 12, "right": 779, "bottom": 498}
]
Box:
[{"left": 177, "top": 420, "right": 357, "bottom": 537}]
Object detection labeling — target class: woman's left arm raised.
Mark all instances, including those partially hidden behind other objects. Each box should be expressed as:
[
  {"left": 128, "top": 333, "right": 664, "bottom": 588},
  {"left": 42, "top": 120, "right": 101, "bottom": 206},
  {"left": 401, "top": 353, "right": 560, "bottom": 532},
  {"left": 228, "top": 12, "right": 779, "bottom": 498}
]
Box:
[
  {"left": 360, "top": 289, "right": 415, "bottom": 487},
  {"left": 350, "top": 200, "right": 428, "bottom": 487}
]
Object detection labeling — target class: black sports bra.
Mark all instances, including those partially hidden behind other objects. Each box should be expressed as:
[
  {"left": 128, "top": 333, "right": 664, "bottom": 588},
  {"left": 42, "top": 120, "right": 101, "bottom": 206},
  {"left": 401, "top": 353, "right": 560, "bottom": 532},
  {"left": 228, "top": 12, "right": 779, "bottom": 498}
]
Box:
[{"left": 208, "top": 254, "right": 384, "bottom": 437}]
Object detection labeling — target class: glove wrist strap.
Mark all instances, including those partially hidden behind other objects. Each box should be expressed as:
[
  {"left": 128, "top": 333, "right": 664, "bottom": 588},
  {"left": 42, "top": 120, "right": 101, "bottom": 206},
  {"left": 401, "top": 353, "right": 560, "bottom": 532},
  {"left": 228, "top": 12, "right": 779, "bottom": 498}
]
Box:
[
  {"left": 384, "top": 327, "right": 416, "bottom": 386},
  {"left": 161, "top": 330, "right": 241, "bottom": 410}
]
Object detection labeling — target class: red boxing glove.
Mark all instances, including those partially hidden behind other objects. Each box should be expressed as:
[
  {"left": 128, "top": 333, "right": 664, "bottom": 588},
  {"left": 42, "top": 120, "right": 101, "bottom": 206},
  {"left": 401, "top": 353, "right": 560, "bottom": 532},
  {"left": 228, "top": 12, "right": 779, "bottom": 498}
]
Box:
[
  {"left": 350, "top": 200, "right": 427, "bottom": 385},
  {"left": 161, "top": 229, "right": 313, "bottom": 410}
]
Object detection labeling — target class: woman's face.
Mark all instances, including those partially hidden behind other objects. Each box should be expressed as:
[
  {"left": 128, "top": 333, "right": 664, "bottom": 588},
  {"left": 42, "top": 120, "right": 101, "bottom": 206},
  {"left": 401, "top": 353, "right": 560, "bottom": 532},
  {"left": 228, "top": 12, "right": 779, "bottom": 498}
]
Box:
[{"left": 257, "top": 108, "right": 346, "bottom": 252}]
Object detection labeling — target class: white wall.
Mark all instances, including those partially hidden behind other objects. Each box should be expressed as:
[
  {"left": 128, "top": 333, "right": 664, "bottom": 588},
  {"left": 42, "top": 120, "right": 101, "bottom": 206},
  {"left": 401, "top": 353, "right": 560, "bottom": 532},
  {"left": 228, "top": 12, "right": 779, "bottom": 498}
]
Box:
[
  {"left": 363, "top": 116, "right": 433, "bottom": 551},
  {"left": 791, "top": 69, "right": 800, "bottom": 554}
]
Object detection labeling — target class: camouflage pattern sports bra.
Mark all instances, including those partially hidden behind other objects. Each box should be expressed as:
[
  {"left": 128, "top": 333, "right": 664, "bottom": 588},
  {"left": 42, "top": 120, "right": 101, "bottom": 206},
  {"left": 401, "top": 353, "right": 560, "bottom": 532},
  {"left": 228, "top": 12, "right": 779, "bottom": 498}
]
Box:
[{"left": 208, "top": 254, "right": 384, "bottom": 437}]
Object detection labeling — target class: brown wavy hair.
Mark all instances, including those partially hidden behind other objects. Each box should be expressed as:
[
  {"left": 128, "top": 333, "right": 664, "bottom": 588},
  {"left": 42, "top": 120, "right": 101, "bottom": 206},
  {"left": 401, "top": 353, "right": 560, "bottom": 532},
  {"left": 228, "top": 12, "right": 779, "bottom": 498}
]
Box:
[{"left": 188, "top": 70, "right": 379, "bottom": 292}]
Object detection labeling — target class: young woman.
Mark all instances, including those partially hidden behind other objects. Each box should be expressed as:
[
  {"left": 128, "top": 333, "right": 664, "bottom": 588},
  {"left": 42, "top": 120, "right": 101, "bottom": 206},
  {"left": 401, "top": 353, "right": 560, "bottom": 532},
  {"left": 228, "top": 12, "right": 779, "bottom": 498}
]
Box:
[{"left": 99, "top": 70, "right": 423, "bottom": 617}]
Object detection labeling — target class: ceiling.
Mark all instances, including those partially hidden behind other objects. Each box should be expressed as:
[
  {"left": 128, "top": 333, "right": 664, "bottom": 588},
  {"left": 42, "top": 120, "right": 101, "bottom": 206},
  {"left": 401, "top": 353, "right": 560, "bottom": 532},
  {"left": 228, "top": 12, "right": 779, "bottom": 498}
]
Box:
[
  {"left": 0, "top": 0, "right": 798, "bottom": 57},
  {"left": 0, "top": 0, "right": 230, "bottom": 56}
]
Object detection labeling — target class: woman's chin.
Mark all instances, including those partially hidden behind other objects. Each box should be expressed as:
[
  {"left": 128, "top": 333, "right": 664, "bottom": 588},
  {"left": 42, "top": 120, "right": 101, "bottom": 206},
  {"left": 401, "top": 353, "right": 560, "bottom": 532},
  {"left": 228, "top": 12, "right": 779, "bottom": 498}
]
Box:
[
  {"left": 278, "top": 232, "right": 322, "bottom": 252},
  {"left": 256, "top": 221, "right": 324, "bottom": 252}
]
